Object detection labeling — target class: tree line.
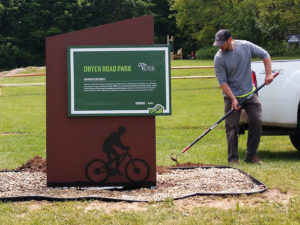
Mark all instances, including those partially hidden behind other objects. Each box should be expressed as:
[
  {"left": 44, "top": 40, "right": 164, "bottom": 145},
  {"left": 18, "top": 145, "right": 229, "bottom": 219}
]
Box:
[
  {"left": 171, "top": 0, "right": 300, "bottom": 58},
  {"left": 0, "top": 0, "right": 300, "bottom": 69}
]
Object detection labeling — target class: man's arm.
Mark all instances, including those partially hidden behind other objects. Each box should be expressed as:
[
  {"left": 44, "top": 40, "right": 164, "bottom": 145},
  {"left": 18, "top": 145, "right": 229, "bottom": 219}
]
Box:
[
  {"left": 263, "top": 57, "right": 273, "bottom": 85},
  {"left": 220, "top": 83, "right": 238, "bottom": 109},
  {"left": 247, "top": 41, "right": 273, "bottom": 84}
]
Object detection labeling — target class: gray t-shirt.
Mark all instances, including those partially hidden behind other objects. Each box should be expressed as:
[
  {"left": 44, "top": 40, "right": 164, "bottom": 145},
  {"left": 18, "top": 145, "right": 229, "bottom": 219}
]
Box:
[{"left": 214, "top": 40, "right": 270, "bottom": 97}]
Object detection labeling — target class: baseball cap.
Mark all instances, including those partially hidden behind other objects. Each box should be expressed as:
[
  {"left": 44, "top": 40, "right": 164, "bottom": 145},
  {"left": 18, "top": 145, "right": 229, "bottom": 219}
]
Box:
[{"left": 213, "top": 29, "right": 231, "bottom": 46}]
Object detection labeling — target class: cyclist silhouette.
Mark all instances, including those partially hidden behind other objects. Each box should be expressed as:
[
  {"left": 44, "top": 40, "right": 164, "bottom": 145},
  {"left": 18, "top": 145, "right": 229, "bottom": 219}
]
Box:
[
  {"left": 86, "top": 126, "right": 150, "bottom": 183},
  {"left": 102, "top": 126, "right": 130, "bottom": 175}
]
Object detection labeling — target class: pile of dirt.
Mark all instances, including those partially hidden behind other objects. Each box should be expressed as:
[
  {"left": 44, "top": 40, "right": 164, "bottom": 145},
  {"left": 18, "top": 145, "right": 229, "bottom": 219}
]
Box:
[
  {"left": 13, "top": 157, "right": 217, "bottom": 174},
  {"left": 16, "top": 156, "right": 47, "bottom": 173}
]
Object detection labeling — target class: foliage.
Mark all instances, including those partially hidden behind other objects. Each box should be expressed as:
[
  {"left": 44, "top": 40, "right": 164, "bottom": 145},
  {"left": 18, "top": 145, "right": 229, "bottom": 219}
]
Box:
[
  {"left": 170, "top": 0, "right": 300, "bottom": 52},
  {"left": 151, "top": 0, "right": 177, "bottom": 44},
  {"left": 0, "top": 0, "right": 153, "bottom": 69},
  {"left": 195, "top": 46, "right": 218, "bottom": 59},
  {"left": 266, "top": 42, "right": 300, "bottom": 57},
  {"left": 195, "top": 41, "right": 300, "bottom": 59},
  {"left": 0, "top": 0, "right": 300, "bottom": 69}
]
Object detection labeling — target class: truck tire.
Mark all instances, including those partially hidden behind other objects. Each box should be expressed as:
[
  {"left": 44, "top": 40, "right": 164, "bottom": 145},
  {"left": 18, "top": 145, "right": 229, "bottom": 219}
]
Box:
[{"left": 289, "top": 134, "right": 300, "bottom": 151}]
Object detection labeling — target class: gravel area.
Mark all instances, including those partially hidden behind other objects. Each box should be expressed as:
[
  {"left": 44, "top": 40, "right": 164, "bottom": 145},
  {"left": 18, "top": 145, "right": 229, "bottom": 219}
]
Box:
[{"left": 0, "top": 167, "right": 265, "bottom": 202}]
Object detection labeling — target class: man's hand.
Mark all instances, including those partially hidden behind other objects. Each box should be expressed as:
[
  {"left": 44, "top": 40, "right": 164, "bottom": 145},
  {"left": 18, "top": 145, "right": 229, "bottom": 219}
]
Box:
[
  {"left": 265, "top": 72, "right": 274, "bottom": 85},
  {"left": 263, "top": 57, "right": 273, "bottom": 85},
  {"left": 232, "top": 98, "right": 240, "bottom": 111},
  {"left": 220, "top": 83, "right": 239, "bottom": 110}
]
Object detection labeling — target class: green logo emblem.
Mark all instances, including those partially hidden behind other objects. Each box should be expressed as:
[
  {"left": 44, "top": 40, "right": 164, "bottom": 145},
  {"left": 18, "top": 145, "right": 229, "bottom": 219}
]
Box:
[{"left": 148, "top": 104, "right": 164, "bottom": 114}]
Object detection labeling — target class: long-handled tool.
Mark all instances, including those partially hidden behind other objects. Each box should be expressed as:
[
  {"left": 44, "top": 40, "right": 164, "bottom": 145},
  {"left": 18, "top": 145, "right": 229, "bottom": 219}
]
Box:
[{"left": 171, "top": 72, "right": 280, "bottom": 164}]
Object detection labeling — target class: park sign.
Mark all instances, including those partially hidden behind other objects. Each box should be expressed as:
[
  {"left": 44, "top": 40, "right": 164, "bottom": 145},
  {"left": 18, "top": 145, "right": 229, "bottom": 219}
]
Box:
[
  {"left": 48, "top": 15, "right": 157, "bottom": 188},
  {"left": 68, "top": 45, "right": 171, "bottom": 116},
  {"left": 287, "top": 34, "right": 300, "bottom": 43}
]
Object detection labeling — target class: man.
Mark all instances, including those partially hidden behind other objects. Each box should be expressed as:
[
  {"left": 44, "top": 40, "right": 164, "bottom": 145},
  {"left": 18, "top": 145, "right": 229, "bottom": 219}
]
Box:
[{"left": 213, "top": 29, "right": 274, "bottom": 164}]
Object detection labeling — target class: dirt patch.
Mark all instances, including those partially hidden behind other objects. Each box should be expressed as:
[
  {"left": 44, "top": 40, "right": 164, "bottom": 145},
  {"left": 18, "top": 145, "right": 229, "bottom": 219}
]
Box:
[
  {"left": 0, "top": 132, "right": 27, "bottom": 136},
  {"left": 83, "top": 201, "right": 148, "bottom": 213},
  {"left": 14, "top": 189, "right": 294, "bottom": 215},
  {"left": 261, "top": 188, "right": 293, "bottom": 205},
  {"left": 1, "top": 67, "right": 45, "bottom": 76},
  {"left": 11, "top": 157, "right": 213, "bottom": 176},
  {"left": 174, "top": 188, "right": 294, "bottom": 211},
  {"left": 16, "top": 156, "right": 47, "bottom": 173}
]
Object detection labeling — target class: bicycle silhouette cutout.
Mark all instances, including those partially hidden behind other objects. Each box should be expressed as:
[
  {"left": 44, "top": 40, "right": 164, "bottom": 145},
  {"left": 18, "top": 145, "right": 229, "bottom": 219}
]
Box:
[{"left": 85, "top": 126, "right": 150, "bottom": 183}]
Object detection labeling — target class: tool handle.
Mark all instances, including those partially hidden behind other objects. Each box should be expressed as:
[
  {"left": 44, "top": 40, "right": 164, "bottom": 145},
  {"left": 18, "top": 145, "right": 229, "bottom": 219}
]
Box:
[
  {"left": 235, "top": 72, "right": 279, "bottom": 109},
  {"left": 181, "top": 127, "right": 212, "bottom": 153},
  {"left": 181, "top": 72, "right": 280, "bottom": 154},
  {"left": 272, "top": 72, "right": 280, "bottom": 79}
]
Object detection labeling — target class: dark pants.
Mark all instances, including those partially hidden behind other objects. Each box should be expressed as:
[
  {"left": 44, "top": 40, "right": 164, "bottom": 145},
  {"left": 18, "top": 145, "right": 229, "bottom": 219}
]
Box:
[{"left": 224, "top": 95, "right": 262, "bottom": 162}]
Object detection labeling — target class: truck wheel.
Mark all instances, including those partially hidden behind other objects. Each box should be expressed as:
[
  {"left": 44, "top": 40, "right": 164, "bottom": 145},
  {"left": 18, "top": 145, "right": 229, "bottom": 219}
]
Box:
[{"left": 289, "top": 134, "right": 300, "bottom": 151}]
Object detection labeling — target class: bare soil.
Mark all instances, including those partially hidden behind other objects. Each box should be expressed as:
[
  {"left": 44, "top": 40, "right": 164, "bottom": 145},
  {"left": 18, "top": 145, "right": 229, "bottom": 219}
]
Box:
[
  {"left": 16, "top": 156, "right": 47, "bottom": 173},
  {"left": 16, "top": 189, "right": 293, "bottom": 214},
  {"left": 14, "top": 156, "right": 214, "bottom": 175}
]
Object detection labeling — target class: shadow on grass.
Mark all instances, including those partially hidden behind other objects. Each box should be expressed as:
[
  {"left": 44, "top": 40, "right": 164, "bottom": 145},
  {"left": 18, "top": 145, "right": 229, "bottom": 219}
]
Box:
[
  {"left": 240, "top": 149, "right": 300, "bottom": 162},
  {"left": 260, "top": 149, "right": 300, "bottom": 161}
]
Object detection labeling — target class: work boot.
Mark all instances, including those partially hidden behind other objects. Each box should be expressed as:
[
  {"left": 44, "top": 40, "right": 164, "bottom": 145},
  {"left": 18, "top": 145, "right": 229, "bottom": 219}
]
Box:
[
  {"left": 228, "top": 159, "right": 239, "bottom": 165},
  {"left": 244, "top": 156, "right": 263, "bottom": 165}
]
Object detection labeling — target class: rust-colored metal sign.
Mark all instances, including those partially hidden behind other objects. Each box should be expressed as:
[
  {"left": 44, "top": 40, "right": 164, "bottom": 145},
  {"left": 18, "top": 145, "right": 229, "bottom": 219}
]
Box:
[{"left": 46, "top": 15, "right": 156, "bottom": 187}]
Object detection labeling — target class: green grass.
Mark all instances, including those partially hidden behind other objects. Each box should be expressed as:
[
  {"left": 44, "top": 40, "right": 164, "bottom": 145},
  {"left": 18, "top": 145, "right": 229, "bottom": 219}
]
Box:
[
  {"left": 0, "top": 61, "right": 300, "bottom": 224},
  {"left": 0, "top": 198, "right": 299, "bottom": 224},
  {"left": 0, "top": 74, "right": 46, "bottom": 169}
]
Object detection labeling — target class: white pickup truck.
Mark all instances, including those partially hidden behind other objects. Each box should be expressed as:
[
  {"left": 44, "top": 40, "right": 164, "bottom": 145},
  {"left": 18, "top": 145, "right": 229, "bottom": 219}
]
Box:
[{"left": 239, "top": 59, "right": 300, "bottom": 151}]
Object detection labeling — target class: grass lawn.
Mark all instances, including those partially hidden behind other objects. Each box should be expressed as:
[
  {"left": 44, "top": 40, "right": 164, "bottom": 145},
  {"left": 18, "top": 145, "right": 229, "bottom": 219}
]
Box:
[{"left": 0, "top": 59, "right": 300, "bottom": 224}]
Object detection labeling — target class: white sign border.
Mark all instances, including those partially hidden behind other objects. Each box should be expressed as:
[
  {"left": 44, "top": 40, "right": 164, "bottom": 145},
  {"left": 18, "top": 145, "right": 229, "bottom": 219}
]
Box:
[{"left": 69, "top": 46, "right": 170, "bottom": 116}]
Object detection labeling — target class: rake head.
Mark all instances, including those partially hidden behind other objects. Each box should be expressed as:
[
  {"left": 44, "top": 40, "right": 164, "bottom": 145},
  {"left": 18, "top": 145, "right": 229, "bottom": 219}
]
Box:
[{"left": 170, "top": 153, "right": 180, "bottom": 165}]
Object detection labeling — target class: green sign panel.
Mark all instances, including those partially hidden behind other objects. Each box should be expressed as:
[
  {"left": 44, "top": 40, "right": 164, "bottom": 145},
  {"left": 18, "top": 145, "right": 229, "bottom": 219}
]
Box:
[{"left": 68, "top": 45, "right": 171, "bottom": 116}]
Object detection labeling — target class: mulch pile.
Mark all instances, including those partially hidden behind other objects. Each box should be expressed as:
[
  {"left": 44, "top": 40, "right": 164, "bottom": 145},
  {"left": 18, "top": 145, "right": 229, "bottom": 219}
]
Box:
[
  {"left": 16, "top": 156, "right": 47, "bottom": 173},
  {"left": 14, "top": 156, "right": 217, "bottom": 174}
]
